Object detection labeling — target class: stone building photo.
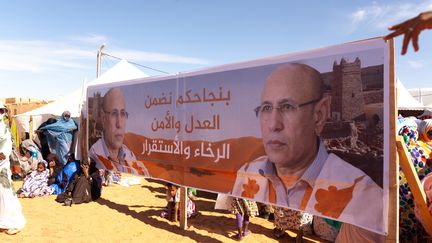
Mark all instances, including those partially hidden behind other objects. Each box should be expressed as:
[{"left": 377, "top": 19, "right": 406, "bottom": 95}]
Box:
[{"left": 321, "top": 57, "right": 384, "bottom": 187}]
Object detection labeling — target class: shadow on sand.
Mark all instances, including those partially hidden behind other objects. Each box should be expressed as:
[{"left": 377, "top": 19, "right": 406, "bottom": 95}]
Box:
[{"left": 96, "top": 197, "right": 224, "bottom": 243}]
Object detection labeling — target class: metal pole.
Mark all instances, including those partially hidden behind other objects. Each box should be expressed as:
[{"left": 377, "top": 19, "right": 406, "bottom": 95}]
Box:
[{"left": 96, "top": 44, "right": 106, "bottom": 78}]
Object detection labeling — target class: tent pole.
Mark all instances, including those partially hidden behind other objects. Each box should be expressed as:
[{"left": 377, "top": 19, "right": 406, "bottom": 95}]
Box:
[
  {"left": 96, "top": 44, "right": 106, "bottom": 78},
  {"left": 29, "top": 115, "right": 33, "bottom": 140}
]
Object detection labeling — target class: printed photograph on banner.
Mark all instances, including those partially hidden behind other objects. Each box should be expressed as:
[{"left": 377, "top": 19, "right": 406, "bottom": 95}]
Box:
[{"left": 87, "top": 38, "right": 389, "bottom": 235}]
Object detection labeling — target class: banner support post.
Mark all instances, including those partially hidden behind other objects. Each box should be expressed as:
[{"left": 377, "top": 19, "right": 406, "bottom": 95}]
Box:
[
  {"left": 179, "top": 186, "right": 188, "bottom": 229},
  {"left": 387, "top": 38, "right": 398, "bottom": 242}
]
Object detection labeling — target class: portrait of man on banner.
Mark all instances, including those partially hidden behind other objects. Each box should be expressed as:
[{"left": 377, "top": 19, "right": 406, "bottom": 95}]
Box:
[
  {"left": 85, "top": 38, "right": 388, "bottom": 237},
  {"left": 231, "top": 63, "right": 385, "bottom": 235},
  {"left": 89, "top": 87, "right": 149, "bottom": 177}
]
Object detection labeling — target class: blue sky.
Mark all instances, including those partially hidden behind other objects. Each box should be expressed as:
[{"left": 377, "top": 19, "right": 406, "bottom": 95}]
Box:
[{"left": 1, "top": 0, "right": 431, "bottom": 100}]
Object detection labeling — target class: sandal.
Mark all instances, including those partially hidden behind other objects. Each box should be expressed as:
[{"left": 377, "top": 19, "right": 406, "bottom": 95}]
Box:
[
  {"left": 5, "top": 229, "right": 20, "bottom": 235},
  {"left": 63, "top": 198, "right": 73, "bottom": 207},
  {"left": 243, "top": 230, "right": 251, "bottom": 237},
  {"left": 274, "top": 228, "right": 289, "bottom": 239},
  {"left": 233, "top": 233, "right": 243, "bottom": 241}
]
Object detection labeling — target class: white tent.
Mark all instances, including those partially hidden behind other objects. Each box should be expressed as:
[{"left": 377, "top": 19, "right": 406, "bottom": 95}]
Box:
[
  {"left": 408, "top": 87, "right": 432, "bottom": 107},
  {"left": 15, "top": 60, "right": 148, "bottom": 134},
  {"left": 397, "top": 79, "right": 425, "bottom": 110}
]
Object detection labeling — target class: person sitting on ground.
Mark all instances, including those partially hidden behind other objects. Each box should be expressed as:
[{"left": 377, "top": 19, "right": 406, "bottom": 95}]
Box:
[
  {"left": 49, "top": 160, "right": 79, "bottom": 195},
  {"left": 55, "top": 160, "right": 101, "bottom": 206},
  {"left": 17, "top": 161, "right": 53, "bottom": 198},
  {"left": 102, "top": 170, "right": 121, "bottom": 187},
  {"left": 46, "top": 153, "right": 63, "bottom": 186},
  {"left": 19, "top": 139, "right": 43, "bottom": 175},
  {"left": 231, "top": 197, "right": 258, "bottom": 241},
  {"left": 10, "top": 137, "right": 23, "bottom": 181}
]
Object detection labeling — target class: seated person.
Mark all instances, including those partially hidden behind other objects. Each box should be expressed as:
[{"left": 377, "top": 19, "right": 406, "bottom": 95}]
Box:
[
  {"left": 102, "top": 169, "right": 121, "bottom": 187},
  {"left": 55, "top": 160, "right": 101, "bottom": 206},
  {"left": 17, "top": 161, "right": 54, "bottom": 198},
  {"left": 49, "top": 160, "right": 79, "bottom": 195},
  {"left": 19, "top": 139, "right": 43, "bottom": 175},
  {"left": 46, "top": 153, "right": 64, "bottom": 186}
]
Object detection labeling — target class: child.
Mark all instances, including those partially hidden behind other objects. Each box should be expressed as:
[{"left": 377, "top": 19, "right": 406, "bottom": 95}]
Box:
[
  {"left": 47, "top": 153, "right": 63, "bottom": 186},
  {"left": 17, "top": 161, "right": 53, "bottom": 198},
  {"left": 161, "top": 184, "right": 198, "bottom": 221},
  {"left": 231, "top": 197, "right": 258, "bottom": 241},
  {"left": 160, "top": 183, "right": 180, "bottom": 222},
  {"left": 167, "top": 183, "right": 180, "bottom": 222},
  {"left": 102, "top": 170, "right": 120, "bottom": 186},
  {"left": 187, "top": 187, "right": 199, "bottom": 218}
]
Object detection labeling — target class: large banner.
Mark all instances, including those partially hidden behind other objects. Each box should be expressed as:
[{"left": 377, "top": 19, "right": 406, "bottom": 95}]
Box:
[{"left": 87, "top": 38, "right": 389, "bottom": 235}]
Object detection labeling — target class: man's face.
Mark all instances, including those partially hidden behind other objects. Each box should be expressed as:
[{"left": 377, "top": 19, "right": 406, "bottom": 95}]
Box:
[
  {"left": 102, "top": 89, "right": 127, "bottom": 151},
  {"left": 259, "top": 65, "right": 320, "bottom": 168}
]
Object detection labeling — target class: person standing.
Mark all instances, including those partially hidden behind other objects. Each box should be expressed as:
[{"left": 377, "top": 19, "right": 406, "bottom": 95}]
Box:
[
  {"left": 37, "top": 111, "right": 77, "bottom": 165},
  {"left": 0, "top": 101, "right": 26, "bottom": 234},
  {"left": 231, "top": 197, "right": 258, "bottom": 241}
]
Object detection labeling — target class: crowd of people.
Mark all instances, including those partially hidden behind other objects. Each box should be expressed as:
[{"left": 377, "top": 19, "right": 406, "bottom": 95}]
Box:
[{"left": 0, "top": 105, "right": 105, "bottom": 235}]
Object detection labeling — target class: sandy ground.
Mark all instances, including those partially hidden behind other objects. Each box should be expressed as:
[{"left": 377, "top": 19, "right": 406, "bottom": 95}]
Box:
[{"left": 0, "top": 176, "right": 323, "bottom": 243}]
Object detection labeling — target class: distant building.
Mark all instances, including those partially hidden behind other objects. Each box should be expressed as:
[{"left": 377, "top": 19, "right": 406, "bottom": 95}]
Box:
[{"left": 2, "top": 97, "right": 52, "bottom": 117}]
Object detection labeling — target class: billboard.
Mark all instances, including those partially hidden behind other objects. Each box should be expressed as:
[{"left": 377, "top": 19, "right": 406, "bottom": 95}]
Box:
[{"left": 87, "top": 38, "right": 389, "bottom": 234}]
